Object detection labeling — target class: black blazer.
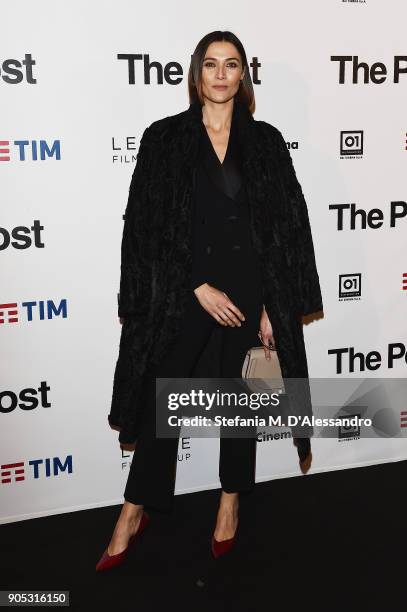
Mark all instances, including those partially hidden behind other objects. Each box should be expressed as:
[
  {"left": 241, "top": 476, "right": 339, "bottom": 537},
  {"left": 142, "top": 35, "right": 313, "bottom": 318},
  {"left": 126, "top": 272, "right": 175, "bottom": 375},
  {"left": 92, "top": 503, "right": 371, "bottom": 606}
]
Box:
[{"left": 190, "top": 103, "right": 261, "bottom": 293}]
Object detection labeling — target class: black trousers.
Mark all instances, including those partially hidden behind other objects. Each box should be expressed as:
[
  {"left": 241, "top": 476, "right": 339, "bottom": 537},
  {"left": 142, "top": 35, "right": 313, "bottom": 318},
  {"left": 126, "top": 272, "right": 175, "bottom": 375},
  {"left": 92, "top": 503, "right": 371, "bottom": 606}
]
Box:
[{"left": 124, "top": 289, "right": 264, "bottom": 512}]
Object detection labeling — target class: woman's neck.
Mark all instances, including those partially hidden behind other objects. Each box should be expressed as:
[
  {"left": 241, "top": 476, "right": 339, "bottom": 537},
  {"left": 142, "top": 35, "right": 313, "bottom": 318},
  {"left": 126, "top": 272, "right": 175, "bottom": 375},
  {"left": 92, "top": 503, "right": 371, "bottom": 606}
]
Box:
[{"left": 201, "top": 97, "right": 234, "bottom": 133}]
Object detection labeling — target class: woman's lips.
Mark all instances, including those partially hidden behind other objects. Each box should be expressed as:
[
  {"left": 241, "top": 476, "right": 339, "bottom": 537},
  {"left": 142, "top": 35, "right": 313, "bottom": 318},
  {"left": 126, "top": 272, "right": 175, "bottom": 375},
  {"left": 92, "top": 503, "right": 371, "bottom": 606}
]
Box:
[{"left": 213, "top": 85, "right": 228, "bottom": 90}]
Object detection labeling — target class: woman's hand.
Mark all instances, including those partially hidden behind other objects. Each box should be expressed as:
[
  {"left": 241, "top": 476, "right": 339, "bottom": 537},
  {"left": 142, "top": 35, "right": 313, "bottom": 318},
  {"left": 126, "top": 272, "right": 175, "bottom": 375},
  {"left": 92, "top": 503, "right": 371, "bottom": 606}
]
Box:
[
  {"left": 258, "top": 305, "right": 275, "bottom": 360},
  {"left": 193, "top": 283, "right": 245, "bottom": 327}
]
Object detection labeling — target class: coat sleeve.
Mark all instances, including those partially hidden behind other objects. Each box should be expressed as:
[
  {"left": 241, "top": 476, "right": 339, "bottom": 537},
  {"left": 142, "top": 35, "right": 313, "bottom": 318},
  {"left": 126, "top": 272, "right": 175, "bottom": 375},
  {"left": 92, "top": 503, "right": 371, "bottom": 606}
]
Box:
[
  {"left": 118, "top": 125, "right": 154, "bottom": 318},
  {"left": 272, "top": 126, "right": 323, "bottom": 317}
]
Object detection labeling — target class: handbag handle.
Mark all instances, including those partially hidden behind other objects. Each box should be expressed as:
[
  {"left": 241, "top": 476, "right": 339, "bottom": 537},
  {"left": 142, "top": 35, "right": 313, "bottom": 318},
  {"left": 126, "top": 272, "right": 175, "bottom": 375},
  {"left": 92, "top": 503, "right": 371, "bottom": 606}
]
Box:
[{"left": 257, "top": 331, "right": 276, "bottom": 350}]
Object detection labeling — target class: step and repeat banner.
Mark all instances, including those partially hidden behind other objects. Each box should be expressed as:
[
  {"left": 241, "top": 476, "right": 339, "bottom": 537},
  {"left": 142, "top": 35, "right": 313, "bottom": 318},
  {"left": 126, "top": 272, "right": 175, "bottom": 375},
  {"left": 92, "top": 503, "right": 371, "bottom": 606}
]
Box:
[{"left": 2, "top": 0, "right": 406, "bottom": 524}]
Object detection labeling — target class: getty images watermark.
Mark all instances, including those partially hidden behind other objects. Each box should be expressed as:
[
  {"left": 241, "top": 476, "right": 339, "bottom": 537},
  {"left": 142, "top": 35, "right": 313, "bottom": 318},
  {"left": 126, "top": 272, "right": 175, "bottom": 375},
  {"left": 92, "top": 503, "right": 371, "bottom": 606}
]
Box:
[
  {"left": 153, "top": 377, "right": 407, "bottom": 439},
  {"left": 165, "top": 389, "right": 371, "bottom": 429}
]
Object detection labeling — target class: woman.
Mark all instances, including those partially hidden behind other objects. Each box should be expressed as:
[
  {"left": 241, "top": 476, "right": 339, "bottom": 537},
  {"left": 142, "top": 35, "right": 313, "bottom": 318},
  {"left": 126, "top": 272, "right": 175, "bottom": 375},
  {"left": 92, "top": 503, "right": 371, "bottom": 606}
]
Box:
[{"left": 96, "top": 30, "right": 323, "bottom": 571}]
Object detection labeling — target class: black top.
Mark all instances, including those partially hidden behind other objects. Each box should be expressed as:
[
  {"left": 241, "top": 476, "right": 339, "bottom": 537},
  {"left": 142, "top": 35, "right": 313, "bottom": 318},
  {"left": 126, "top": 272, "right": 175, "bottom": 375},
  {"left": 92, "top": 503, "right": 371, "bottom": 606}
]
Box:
[
  {"left": 190, "top": 108, "right": 262, "bottom": 297},
  {"left": 199, "top": 106, "right": 243, "bottom": 201}
]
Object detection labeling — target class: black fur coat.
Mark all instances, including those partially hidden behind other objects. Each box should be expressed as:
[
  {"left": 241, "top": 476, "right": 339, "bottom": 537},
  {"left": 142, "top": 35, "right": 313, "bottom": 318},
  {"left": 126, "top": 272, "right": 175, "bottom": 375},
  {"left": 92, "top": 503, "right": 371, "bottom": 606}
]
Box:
[{"left": 108, "top": 98, "right": 324, "bottom": 444}]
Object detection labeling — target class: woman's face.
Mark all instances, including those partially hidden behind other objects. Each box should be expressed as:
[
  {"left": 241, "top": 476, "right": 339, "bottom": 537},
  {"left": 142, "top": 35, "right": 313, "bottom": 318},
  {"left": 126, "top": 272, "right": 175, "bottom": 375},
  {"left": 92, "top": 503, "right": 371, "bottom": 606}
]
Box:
[{"left": 200, "top": 41, "right": 245, "bottom": 105}]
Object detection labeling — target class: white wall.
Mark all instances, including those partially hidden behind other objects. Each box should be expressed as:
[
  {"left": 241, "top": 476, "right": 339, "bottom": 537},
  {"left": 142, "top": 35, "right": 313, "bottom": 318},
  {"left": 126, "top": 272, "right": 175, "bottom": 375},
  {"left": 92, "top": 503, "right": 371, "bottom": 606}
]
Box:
[{"left": 1, "top": 0, "right": 406, "bottom": 523}]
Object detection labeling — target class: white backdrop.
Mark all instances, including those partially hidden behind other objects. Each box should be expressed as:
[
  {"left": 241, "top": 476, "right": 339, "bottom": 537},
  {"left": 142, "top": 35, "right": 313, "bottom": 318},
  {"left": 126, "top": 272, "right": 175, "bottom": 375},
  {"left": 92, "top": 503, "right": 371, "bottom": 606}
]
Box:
[{"left": 1, "top": 0, "right": 406, "bottom": 524}]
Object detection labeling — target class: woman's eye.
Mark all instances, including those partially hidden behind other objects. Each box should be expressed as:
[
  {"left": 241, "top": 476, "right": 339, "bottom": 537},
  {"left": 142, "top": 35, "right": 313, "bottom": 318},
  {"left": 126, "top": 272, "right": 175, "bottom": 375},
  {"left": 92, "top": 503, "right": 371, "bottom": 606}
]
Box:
[{"left": 203, "top": 62, "right": 239, "bottom": 68}]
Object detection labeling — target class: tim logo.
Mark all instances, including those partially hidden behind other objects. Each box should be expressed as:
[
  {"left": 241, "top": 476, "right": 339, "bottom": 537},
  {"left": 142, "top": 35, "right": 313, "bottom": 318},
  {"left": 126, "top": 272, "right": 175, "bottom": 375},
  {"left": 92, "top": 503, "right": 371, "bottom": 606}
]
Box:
[
  {"left": 338, "top": 414, "right": 360, "bottom": 441},
  {"left": 340, "top": 130, "right": 363, "bottom": 157},
  {"left": 0, "top": 299, "right": 67, "bottom": 324},
  {"left": 339, "top": 273, "right": 361, "bottom": 300},
  {"left": 402, "top": 273, "right": 407, "bottom": 291},
  {"left": 400, "top": 411, "right": 407, "bottom": 429},
  {"left": 0, "top": 140, "right": 61, "bottom": 162},
  {"left": 1, "top": 455, "right": 73, "bottom": 484}
]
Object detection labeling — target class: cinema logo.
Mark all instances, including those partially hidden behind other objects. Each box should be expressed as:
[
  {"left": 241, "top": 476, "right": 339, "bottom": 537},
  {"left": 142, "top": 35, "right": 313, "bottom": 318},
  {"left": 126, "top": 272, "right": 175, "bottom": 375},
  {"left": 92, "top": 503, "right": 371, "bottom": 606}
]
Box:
[
  {"left": 1, "top": 456, "right": 73, "bottom": 485},
  {"left": 339, "top": 273, "right": 361, "bottom": 301},
  {"left": 256, "top": 430, "right": 292, "bottom": 443},
  {"left": 340, "top": 130, "right": 363, "bottom": 158},
  {"left": 338, "top": 413, "right": 361, "bottom": 442}
]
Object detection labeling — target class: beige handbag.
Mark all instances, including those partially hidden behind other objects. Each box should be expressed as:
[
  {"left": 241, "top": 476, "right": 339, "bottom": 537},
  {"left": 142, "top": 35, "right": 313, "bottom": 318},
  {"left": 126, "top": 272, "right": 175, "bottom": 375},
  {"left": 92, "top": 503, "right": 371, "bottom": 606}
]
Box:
[{"left": 241, "top": 343, "right": 285, "bottom": 395}]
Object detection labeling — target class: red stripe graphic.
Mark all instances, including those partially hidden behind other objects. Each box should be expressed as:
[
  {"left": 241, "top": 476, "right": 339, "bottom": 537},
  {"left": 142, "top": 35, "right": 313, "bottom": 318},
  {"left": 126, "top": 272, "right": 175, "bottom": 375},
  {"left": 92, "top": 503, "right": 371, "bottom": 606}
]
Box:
[
  {"left": 1, "top": 462, "right": 25, "bottom": 484},
  {"left": 0, "top": 140, "right": 10, "bottom": 161},
  {"left": 0, "top": 303, "right": 18, "bottom": 324}
]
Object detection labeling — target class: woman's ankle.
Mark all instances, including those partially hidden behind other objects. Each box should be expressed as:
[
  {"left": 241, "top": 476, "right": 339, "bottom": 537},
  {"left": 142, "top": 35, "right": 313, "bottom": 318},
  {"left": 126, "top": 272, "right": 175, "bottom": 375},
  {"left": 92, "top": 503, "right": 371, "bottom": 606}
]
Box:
[
  {"left": 121, "top": 501, "right": 144, "bottom": 520},
  {"left": 219, "top": 490, "right": 239, "bottom": 510}
]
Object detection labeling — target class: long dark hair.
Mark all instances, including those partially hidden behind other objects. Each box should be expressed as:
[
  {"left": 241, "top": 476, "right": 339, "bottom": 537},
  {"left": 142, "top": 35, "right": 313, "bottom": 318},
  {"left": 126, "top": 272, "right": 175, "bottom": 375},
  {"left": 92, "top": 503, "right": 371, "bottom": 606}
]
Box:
[{"left": 188, "top": 31, "right": 255, "bottom": 115}]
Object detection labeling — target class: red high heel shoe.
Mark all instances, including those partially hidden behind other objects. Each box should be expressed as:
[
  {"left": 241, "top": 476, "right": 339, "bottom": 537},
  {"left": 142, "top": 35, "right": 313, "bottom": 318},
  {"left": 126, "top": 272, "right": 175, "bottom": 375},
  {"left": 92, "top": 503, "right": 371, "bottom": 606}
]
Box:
[
  {"left": 95, "top": 512, "right": 150, "bottom": 572},
  {"left": 211, "top": 520, "right": 239, "bottom": 559}
]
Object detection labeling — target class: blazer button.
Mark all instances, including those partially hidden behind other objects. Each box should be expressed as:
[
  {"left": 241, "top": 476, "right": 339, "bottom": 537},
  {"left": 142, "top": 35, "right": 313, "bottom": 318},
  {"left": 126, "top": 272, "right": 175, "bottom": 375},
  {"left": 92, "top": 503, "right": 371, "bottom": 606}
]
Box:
[
  {"left": 228, "top": 215, "right": 238, "bottom": 221},
  {"left": 206, "top": 245, "right": 212, "bottom": 254},
  {"left": 201, "top": 217, "right": 206, "bottom": 224},
  {"left": 232, "top": 244, "right": 241, "bottom": 250}
]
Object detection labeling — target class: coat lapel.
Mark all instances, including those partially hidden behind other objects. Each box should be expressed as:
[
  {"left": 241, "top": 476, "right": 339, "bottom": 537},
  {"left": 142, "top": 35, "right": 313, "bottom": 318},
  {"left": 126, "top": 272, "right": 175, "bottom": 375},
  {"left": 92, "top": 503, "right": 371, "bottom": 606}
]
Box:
[
  {"left": 185, "top": 99, "right": 297, "bottom": 313},
  {"left": 186, "top": 97, "right": 257, "bottom": 173},
  {"left": 198, "top": 100, "right": 244, "bottom": 203},
  {"left": 185, "top": 97, "right": 262, "bottom": 247}
]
